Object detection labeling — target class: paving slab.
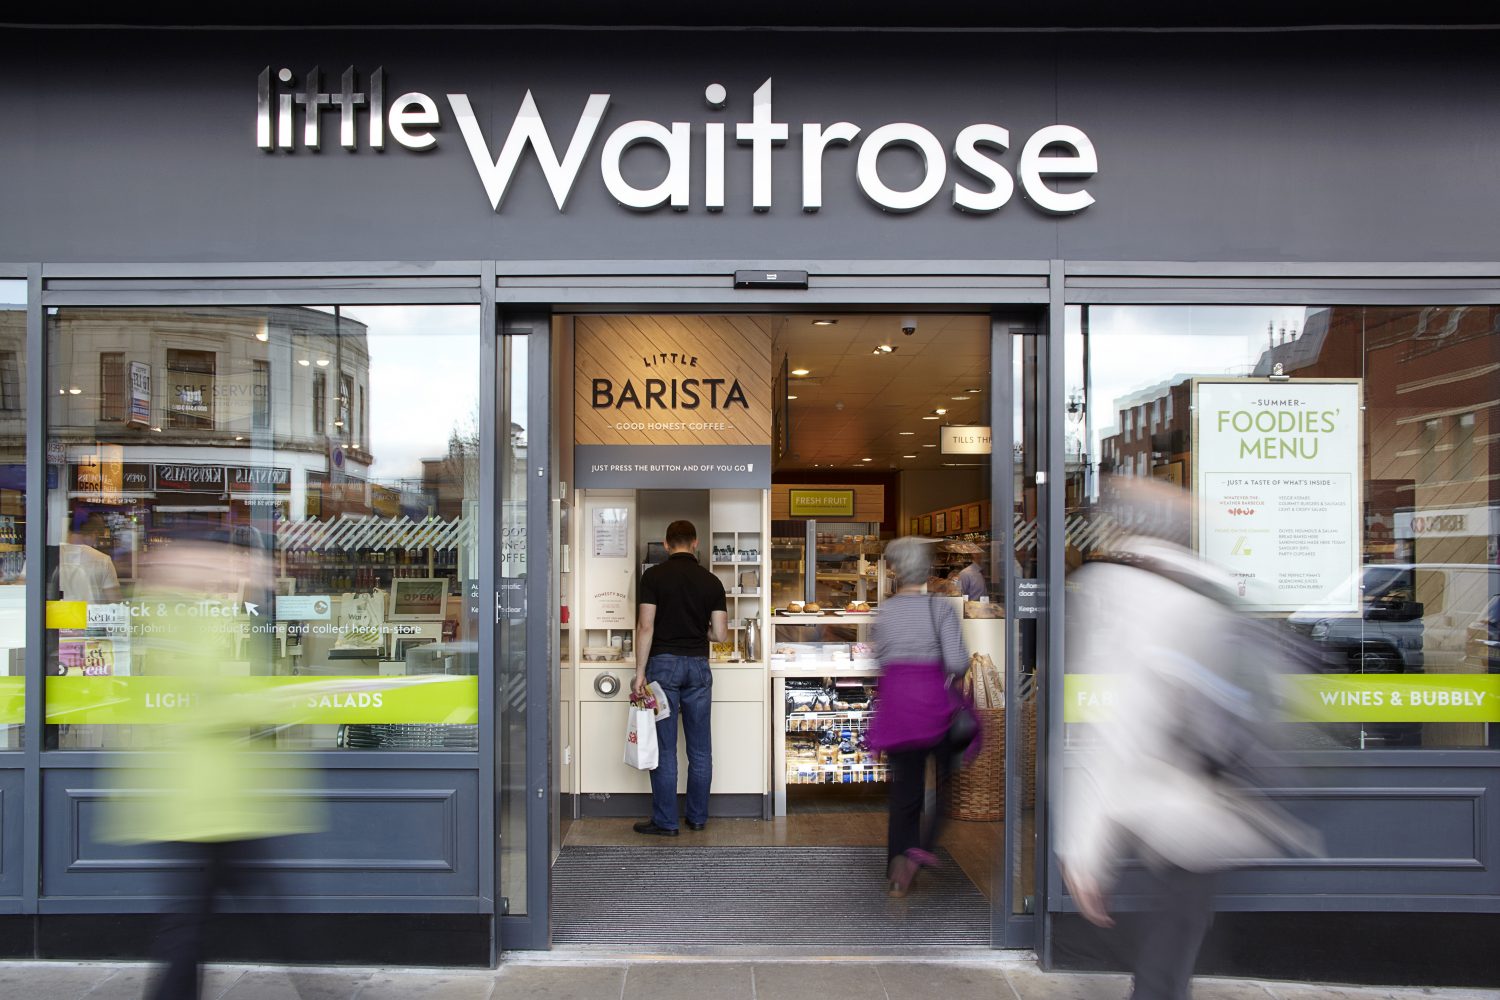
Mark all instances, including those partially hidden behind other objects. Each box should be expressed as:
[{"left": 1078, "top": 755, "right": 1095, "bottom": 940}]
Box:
[
  {"left": 0, "top": 962, "right": 117, "bottom": 1000},
  {"left": 874, "top": 962, "right": 1017, "bottom": 1000},
  {"left": 751, "top": 960, "right": 886, "bottom": 1000},
  {"left": 1266, "top": 985, "right": 1500, "bottom": 1000},
  {"left": 1004, "top": 964, "right": 1132, "bottom": 1000},
  {"left": 1190, "top": 979, "right": 1276, "bottom": 1000},
  {"left": 623, "top": 962, "right": 754, "bottom": 1000},
  {"left": 218, "top": 968, "right": 373, "bottom": 1000},
  {"left": 80, "top": 965, "right": 248, "bottom": 1000},
  {"left": 492, "top": 963, "right": 626, "bottom": 1000},
  {"left": 353, "top": 971, "right": 495, "bottom": 1000}
]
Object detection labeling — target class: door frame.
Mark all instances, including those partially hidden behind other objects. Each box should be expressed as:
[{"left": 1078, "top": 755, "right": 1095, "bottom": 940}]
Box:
[{"left": 500, "top": 289, "right": 1051, "bottom": 953}]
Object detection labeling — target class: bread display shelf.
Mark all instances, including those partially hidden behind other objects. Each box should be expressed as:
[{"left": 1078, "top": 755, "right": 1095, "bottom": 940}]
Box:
[{"left": 786, "top": 762, "right": 889, "bottom": 784}]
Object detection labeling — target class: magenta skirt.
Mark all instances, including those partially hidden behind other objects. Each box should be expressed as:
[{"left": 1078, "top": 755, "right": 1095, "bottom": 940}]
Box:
[{"left": 866, "top": 659, "right": 956, "bottom": 753}]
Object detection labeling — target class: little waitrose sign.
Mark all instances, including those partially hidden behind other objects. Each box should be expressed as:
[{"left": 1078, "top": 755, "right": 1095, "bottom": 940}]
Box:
[{"left": 257, "top": 69, "right": 1098, "bottom": 215}]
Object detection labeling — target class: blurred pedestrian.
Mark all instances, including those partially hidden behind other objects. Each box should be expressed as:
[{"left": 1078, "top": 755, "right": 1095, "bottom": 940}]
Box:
[
  {"left": 867, "top": 536, "right": 974, "bottom": 898},
  {"left": 103, "top": 533, "right": 320, "bottom": 1000},
  {"left": 1059, "top": 479, "right": 1317, "bottom": 1000}
]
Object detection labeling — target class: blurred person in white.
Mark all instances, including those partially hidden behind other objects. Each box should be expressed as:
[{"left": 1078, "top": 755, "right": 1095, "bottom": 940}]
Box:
[
  {"left": 57, "top": 510, "right": 122, "bottom": 604},
  {"left": 1059, "top": 478, "right": 1318, "bottom": 1000},
  {"left": 104, "top": 531, "right": 320, "bottom": 1000}
]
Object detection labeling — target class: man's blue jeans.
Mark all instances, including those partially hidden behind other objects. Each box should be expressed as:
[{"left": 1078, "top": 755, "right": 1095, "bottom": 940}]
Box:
[{"left": 645, "top": 653, "right": 713, "bottom": 830}]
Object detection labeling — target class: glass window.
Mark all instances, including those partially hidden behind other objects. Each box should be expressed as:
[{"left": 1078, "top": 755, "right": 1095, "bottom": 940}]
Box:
[
  {"left": 99, "top": 352, "right": 126, "bottom": 422},
  {"left": 1065, "top": 305, "right": 1500, "bottom": 750},
  {"left": 312, "top": 371, "right": 326, "bottom": 436},
  {"left": 45, "top": 305, "right": 481, "bottom": 751},
  {"left": 0, "top": 281, "right": 23, "bottom": 748}
]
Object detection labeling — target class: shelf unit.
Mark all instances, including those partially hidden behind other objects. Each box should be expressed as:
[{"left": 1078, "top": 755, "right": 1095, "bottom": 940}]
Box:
[
  {"left": 770, "top": 611, "right": 882, "bottom": 814},
  {"left": 709, "top": 491, "right": 770, "bottom": 663}
]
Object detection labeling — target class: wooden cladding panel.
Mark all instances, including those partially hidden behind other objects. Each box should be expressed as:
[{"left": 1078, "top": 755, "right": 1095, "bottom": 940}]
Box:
[
  {"left": 575, "top": 315, "right": 773, "bottom": 447},
  {"left": 771, "top": 483, "right": 884, "bottom": 521}
]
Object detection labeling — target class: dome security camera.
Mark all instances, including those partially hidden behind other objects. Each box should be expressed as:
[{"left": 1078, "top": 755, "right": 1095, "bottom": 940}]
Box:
[{"left": 901, "top": 316, "right": 918, "bottom": 336}]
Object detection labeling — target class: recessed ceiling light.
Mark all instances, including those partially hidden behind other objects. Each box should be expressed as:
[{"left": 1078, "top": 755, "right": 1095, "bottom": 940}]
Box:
[
  {"left": 315, "top": 358, "right": 331, "bottom": 367},
  {"left": 68, "top": 387, "right": 82, "bottom": 395},
  {"left": 902, "top": 454, "right": 917, "bottom": 459},
  {"left": 297, "top": 358, "right": 311, "bottom": 366},
  {"left": 899, "top": 431, "right": 915, "bottom": 436},
  {"left": 812, "top": 319, "right": 838, "bottom": 326},
  {"left": 861, "top": 457, "right": 872, "bottom": 462},
  {"left": 922, "top": 415, "right": 940, "bottom": 421},
  {"left": 967, "top": 388, "right": 982, "bottom": 393},
  {"left": 923, "top": 444, "right": 937, "bottom": 448},
  {"left": 56, "top": 388, "right": 65, "bottom": 395},
  {"left": 791, "top": 368, "right": 810, "bottom": 376},
  {"left": 934, "top": 408, "right": 947, "bottom": 415},
  {"left": 786, "top": 395, "right": 798, "bottom": 400},
  {"left": 951, "top": 396, "right": 969, "bottom": 401},
  {"left": 873, "top": 344, "right": 895, "bottom": 354}
]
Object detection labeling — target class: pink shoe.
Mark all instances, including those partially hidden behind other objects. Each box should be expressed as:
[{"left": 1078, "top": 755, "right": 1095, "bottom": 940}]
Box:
[
  {"left": 888, "top": 854, "right": 917, "bottom": 898},
  {"left": 906, "top": 848, "right": 940, "bottom": 869}
]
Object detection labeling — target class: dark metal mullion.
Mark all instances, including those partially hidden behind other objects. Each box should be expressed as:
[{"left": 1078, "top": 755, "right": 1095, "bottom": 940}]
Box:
[
  {"left": 1037, "top": 260, "right": 1067, "bottom": 968},
  {"left": 523, "top": 316, "right": 553, "bottom": 948},
  {"left": 992, "top": 311, "right": 1017, "bottom": 946},
  {"left": 21, "top": 264, "right": 42, "bottom": 917},
  {"left": 477, "top": 262, "right": 498, "bottom": 964}
]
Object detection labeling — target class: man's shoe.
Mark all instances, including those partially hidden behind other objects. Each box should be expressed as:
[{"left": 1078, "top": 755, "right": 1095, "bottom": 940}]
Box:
[
  {"left": 633, "top": 820, "right": 679, "bottom": 837},
  {"left": 686, "top": 820, "right": 707, "bottom": 831}
]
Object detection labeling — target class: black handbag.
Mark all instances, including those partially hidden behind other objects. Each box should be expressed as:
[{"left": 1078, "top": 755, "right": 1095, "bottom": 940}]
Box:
[{"left": 930, "top": 597, "right": 980, "bottom": 751}]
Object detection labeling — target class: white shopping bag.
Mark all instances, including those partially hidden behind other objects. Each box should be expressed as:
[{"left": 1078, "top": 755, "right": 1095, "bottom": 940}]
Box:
[
  {"left": 624, "top": 705, "right": 659, "bottom": 770},
  {"left": 647, "top": 681, "right": 672, "bottom": 722}
]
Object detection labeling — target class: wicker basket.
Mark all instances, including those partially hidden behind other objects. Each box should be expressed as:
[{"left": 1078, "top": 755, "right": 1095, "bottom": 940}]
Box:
[{"left": 944, "top": 698, "right": 1037, "bottom": 821}]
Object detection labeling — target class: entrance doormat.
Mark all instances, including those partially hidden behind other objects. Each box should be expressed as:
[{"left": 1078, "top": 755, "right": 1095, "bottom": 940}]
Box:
[{"left": 550, "top": 845, "right": 990, "bottom": 946}]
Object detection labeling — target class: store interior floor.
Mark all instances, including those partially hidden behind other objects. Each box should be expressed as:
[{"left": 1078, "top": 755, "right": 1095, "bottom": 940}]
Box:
[{"left": 560, "top": 790, "right": 1036, "bottom": 904}]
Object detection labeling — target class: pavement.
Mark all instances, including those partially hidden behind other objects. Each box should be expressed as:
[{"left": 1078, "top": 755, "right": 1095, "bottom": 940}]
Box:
[{"left": 2, "top": 956, "right": 1497, "bottom": 1000}]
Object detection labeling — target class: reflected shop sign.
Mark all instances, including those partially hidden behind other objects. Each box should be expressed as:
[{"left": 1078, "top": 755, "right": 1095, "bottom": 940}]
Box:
[{"left": 256, "top": 69, "right": 1099, "bottom": 215}]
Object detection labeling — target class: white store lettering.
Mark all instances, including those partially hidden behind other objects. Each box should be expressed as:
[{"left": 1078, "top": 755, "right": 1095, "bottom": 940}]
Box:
[{"left": 258, "top": 70, "right": 1097, "bottom": 216}]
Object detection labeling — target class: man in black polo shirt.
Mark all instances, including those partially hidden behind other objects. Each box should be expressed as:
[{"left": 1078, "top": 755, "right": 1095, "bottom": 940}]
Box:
[{"left": 632, "top": 519, "right": 728, "bottom": 836}]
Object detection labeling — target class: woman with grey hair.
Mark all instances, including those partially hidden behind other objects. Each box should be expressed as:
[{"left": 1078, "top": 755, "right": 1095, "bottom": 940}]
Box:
[{"left": 867, "top": 536, "right": 972, "bottom": 897}]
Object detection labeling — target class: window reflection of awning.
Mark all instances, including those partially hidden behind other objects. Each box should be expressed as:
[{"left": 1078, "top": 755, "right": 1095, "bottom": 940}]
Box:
[{"left": 276, "top": 515, "right": 473, "bottom": 553}]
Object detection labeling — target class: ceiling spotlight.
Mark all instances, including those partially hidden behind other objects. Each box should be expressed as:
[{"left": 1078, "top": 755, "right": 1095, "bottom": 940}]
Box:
[
  {"left": 56, "top": 388, "right": 65, "bottom": 395},
  {"left": 967, "top": 388, "right": 982, "bottom": 393},
  {"left": 951, "top": 396, "right": 969, "bottom": 401},
  {"left": 871, "top": 344, "right": 895, "bottom": 354},
  {"left": 899, "top": 431, "right": 915, "bottom": 436},
  {"left": 786, "top": 394, "right": 798, "bottom": 400},
  {"left": 923, "top": 443, "right": 937, "bottom": 448},
  {"left": 297, "top": 358, "right": 311, "bottom": 366},
  {"left": 934, "top": 408, "right": 947, "bottom": 415},
  {"left": 902, "top": 454, "right": 917, "bottom": 459},
  {"left": 68, "top": 387, "right": 82, "bottom": 395},
  {"left": 315, "top": 358, "right": 331, "bottom": 367},
  {"left": 861, "top": 457, "right": 872, "bottom": 462},
  {"left": 812, "top": 319, "right": 838, "bottom": 326},
  {"left": 791, "top": 368, "right": 810, "bottom": 377},
  {"left": 922, "top": 415, "right": 940, "bottom": 421}
]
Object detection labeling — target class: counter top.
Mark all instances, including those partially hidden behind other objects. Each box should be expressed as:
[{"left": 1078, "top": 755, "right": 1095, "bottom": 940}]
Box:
[
  {"left": 771, "top": 612, "right": 876, "bottom": 625},
  {"left": 770, "top": 662, "right": 880, "bottom": 678}
]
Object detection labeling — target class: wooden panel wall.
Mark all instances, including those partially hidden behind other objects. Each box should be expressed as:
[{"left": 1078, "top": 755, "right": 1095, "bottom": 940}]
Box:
[{"left": 575, "top": 315, "right": 773, "bottom": 447}]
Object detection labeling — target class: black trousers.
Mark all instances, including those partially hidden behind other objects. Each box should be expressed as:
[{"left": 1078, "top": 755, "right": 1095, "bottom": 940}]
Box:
[
  {"left": 885, "top": 740, "right": 956, "bottom": 863},
  {"left": 149, "top": 839, "right": 276, "bottom": 1000},
  {"left": 1129, "top": 865, "right": 1218, "bottom": 1000}
]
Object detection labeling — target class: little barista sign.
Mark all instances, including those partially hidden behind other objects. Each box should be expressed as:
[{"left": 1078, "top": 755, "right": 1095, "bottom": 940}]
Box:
[{"left": 574, "top": 315, "right": 772, "bottom": 488}]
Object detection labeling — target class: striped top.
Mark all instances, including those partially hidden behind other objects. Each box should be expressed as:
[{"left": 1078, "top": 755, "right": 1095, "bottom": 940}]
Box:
[{"left": 872, "top": 593, "right": 969, "bottom": 677}]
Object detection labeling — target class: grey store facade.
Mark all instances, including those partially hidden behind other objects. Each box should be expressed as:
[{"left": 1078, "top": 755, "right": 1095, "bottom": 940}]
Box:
[{"left": 1, "top": 17, "right": 1498, "bottom": 983}]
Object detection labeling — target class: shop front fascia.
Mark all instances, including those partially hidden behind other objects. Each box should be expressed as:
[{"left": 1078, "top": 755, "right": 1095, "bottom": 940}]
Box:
[{"left": 1, "top": 21, "right": 1499, "bottom": 974}]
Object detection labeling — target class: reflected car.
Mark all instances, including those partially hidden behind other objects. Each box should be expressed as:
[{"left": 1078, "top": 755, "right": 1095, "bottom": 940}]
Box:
[
  {"left": 1285, "top": 564, "right": 1426, "bottom": 674},
  {"left": 1468, "top": 595, "right": 1500, "bottom": 673}
]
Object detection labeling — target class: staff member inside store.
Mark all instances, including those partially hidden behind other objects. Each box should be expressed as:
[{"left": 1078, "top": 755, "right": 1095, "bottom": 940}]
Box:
[{"left": 632, "top": 519, "right": 728, "bottom": 836}]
